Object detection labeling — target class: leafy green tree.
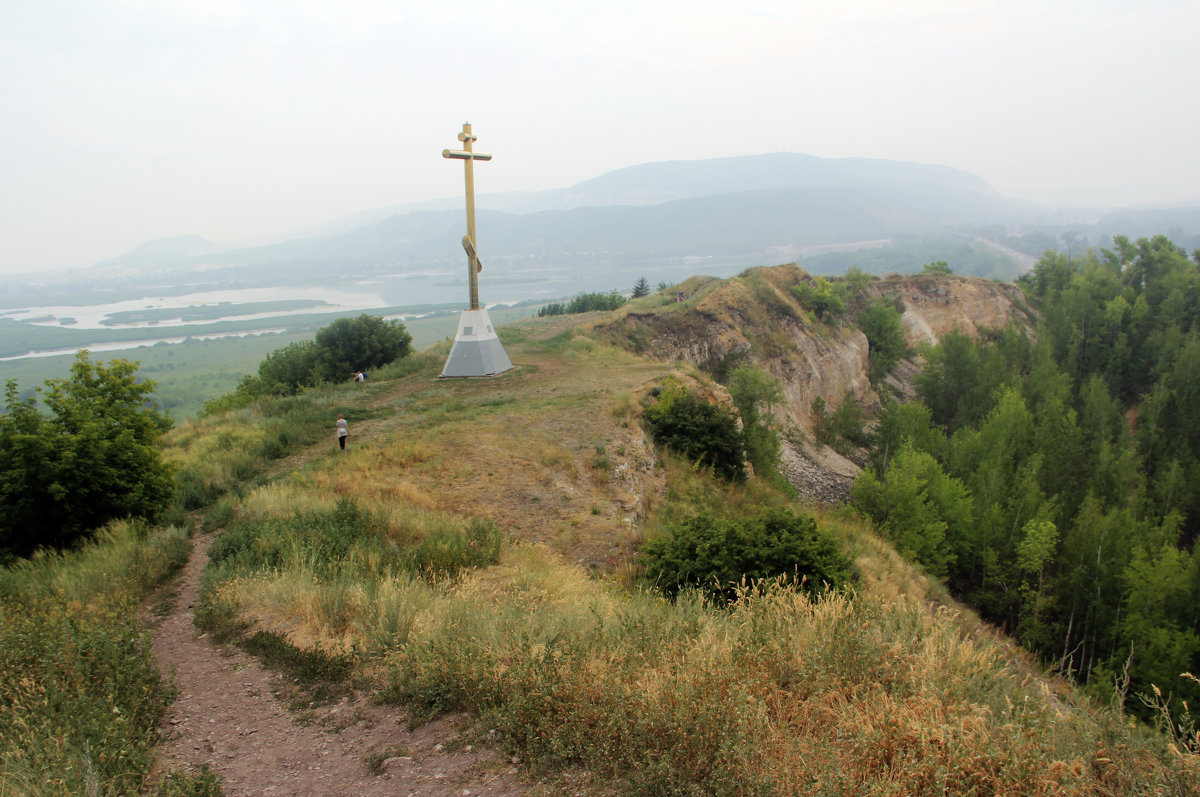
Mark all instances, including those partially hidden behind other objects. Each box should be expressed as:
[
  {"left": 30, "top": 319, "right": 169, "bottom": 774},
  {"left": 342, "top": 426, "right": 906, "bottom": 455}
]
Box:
[
  {"left": 1117, "top": 539, "right": 1200, "bottom": 713},
  {"left": 0, "top": 352, "right": 174, "bottom": 556},
  {"left": 852, "top": 444, "right": 972, "bottom": 577},
  {"left": 227, "top": 314, "right": 415, "bottom": 401},
  {"left": 1015, "top": 519, "right": 1060, "bottom": 651},
  {"left": 254, "top": 339, "right": 330, "bottom": 394},
  {"left": 844, "top": 266, "right": 872, "bottom": 294},
  {"left": 315, "top": 314, "right": 413, "bottom": 373},
  {"left": 640, "top": 506, "right": 853, "bottom": 603},
  {"left": 814, "top": 393, "right": 871, "bottom": 455},
  {"left": 632, "top": 276, "right": 651, "bottom": 298},
  {"left": 728, "top": 367, "right": 783, "bottom": 482},
  {"left": 870, "top": 397, "right": 946, "bottom": 473},
  {"left": 791, "top": 277, "right": 847, "bottom": 320},
  {"left": 915, "top": 330, "right": 1005, "bottom": 431}
]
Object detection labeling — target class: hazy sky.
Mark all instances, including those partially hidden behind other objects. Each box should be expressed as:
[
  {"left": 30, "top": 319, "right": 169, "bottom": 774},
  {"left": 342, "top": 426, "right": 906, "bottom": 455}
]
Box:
[{"left": 2, "top": 0, "right": 1198, "bottom": 275}]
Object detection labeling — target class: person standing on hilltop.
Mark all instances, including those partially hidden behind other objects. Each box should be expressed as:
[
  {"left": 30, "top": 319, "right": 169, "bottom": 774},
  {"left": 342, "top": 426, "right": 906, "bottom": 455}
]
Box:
[{"left": 336, "top": 414, "right": 349, "bottom": 451}]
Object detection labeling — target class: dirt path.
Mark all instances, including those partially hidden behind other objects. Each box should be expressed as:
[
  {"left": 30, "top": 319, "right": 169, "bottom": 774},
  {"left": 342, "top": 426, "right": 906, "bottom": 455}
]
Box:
[{"left": 149, "top": 530, "right": 530, "bottom": 797}]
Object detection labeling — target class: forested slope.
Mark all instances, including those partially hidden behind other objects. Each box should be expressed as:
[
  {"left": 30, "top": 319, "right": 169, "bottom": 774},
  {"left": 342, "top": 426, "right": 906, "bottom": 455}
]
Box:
[{"left": 855, "top": 235, "right": 1200, "bottom": 716}]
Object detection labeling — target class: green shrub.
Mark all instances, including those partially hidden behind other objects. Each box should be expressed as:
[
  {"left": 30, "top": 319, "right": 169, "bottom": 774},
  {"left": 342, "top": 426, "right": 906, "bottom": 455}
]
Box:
[
  {"left": 256, "top": 339, "right": 330, "bottom": 394},
  {"left": 856, "top": 296, "right": 909, "bottom": 380},
  {"left": 152, "top": 765, "right": 225, "bottom": 797},
  {"left": 639, "top": 506, "right": 854, "bottom": 603},
  {"left": 791, "top": 277, "right": 847, "bottom": 321},
  {"left": 403, "top": 518, "right": 503, "bottom": 579},
  {"left": 212, "top": 314, "right": 413, "bottom": 402},
  {"left": 316, "top": 314, "right": 413, "bottom": 374},
  {"left": 1, "top": 353, "right": 175, "bottom": 555},
  {"left": 643, "top": 381, "right": 745, "bottom": 481}
]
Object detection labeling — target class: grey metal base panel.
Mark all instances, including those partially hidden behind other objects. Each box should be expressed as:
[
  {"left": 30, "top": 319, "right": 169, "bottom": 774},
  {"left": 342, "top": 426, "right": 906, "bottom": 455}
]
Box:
[{"left": 440, "top": 309, "right": 514, "bottom": 378}]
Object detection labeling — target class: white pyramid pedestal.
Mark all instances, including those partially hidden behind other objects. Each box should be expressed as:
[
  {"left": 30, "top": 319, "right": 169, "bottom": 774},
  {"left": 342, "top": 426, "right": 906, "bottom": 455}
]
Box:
[{"left": 440, "top": 308, "right": 513, "bottom": 378}]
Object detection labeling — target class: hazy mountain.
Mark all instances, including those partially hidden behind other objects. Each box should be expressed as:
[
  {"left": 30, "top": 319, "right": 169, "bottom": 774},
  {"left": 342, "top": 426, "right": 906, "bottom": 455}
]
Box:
[
  {"left": 94, "top": 235, "right": 221, "bottom": 271},
  {"left": 290, "top": 152, "right": 1011, "bottom": 238},
  {"left": 65, "top": 153, "right": 1198, "bottom": 297},
  {"left": 80, "top": 153, "right": 1036, "bottom": 284}
]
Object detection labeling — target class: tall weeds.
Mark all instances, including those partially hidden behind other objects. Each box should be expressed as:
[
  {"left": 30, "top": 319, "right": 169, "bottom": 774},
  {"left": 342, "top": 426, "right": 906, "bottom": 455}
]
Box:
[
  {"left": 0, "top": 521, "right": 189, "bottom": 795},
  {"left": 381, "top": 563, "right": 1194, "bottom": 795}
]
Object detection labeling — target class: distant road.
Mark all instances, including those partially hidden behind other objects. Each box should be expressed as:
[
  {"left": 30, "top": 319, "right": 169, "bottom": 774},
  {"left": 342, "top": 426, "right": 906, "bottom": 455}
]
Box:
[{"left": 967, "top": 235, "right": 1041, "bottom": 273}]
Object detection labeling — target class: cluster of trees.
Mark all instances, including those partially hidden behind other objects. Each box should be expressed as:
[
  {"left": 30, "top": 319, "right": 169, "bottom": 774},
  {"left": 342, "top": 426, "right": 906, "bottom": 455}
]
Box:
[
  {"left": 536, "top": 290, "right": 627, "bottom": 317},
  {"left": 0, "top": 353, "right": 174, "bottom": 556},
  {"left": 222, "top": 315, "right": 412, "bottom": 403},
  {"left": 853, "top": 235, "right": 1200, "bottom": 715}
]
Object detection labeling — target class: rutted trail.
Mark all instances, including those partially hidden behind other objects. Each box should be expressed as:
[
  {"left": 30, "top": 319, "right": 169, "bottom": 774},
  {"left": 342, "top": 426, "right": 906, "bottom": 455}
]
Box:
[{"left": 148, "top": 530, "right": 527, "bottom": 797}]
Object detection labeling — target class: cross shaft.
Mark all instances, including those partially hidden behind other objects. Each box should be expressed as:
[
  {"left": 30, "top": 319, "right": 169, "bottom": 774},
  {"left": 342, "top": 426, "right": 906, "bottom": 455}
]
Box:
[{"left": 442, "top": 122, "right": 492, "bottom": 310}]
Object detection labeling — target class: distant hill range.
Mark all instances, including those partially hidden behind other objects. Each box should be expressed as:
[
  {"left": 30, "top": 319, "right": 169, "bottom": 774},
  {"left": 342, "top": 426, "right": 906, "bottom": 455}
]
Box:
[{"left": 75, "top": 153, "right": 1200, "bottom": 289}]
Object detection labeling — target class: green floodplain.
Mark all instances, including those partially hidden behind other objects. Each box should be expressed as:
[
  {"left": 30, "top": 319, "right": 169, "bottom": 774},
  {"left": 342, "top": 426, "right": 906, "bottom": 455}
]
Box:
[{"left": 0, "top": 304, "right": 541, "bottom": 419}]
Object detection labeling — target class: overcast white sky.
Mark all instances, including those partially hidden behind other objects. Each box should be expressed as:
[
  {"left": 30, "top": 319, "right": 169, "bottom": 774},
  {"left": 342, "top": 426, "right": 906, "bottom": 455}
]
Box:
[{"left": 2, "top": 0, "right": 1198, "bottom": 275}]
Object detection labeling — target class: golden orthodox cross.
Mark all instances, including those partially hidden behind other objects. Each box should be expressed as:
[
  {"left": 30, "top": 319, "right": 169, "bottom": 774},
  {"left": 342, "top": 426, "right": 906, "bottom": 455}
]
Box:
[{"left": 442, "top": 122, "right": 492, "bottom": 311}]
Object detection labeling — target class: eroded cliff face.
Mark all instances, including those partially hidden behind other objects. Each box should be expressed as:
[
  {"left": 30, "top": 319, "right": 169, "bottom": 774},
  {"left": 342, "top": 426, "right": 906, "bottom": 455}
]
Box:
[
  {"left": 875, "top": 273, "right": 1033, "bottom": 347},
  {"left": 595, "top": 265, "right": 1036, "bottom": 504}
]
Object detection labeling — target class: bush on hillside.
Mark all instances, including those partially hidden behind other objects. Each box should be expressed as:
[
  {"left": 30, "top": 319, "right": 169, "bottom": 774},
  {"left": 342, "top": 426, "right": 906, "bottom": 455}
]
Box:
[
  {"left": 643, "top": 380, "right": 745, "bottom": 481},
  {"left": 856, "top": 296, "right": 909, "bottom": 380},
  {"left": 255, "top": 339, "right": 333, "bottom": 394},
  {"left": 208, "top": 314, "right": 413, "bottom": 406},
  {"left": 812, "top": 394, "right": 872, "bottom": 455},
  {"left": 315, "top": 314, "right": 413, "bottom": 373},
  {"left": 640, "top": 506, "right": 853, "bottom": 604}
]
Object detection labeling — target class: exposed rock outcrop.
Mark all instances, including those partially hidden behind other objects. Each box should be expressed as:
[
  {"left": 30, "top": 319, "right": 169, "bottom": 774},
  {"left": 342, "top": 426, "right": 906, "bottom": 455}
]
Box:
[{"left": 595, "top": 264, "right": 1036, "bottom": 503}]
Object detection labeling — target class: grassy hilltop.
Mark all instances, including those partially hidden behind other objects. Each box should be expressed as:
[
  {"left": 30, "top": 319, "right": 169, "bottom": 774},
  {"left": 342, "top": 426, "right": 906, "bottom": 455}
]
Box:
[{"left": 3, "top": 273, "right": 1199, "bottom": 795}]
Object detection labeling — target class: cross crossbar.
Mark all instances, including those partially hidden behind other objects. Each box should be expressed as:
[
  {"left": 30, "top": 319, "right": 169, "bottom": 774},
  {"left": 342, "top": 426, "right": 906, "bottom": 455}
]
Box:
[{"left": 443, "top": 150, "right": 493, "bottom": 161}]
